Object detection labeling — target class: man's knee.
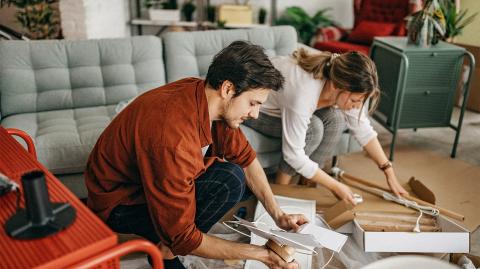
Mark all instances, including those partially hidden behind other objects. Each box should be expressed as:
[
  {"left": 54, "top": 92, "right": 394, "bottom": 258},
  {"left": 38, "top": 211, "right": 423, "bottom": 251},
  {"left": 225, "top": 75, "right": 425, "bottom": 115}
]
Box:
[{"left": 215, "top": 162, "right": 247, "bottom": 202}]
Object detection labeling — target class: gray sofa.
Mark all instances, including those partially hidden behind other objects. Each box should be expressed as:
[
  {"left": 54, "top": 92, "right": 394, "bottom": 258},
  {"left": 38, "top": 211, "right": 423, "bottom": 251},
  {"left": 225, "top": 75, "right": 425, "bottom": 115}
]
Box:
[{"left": 0, "top": 26, "right": 360, "bottom": 198}]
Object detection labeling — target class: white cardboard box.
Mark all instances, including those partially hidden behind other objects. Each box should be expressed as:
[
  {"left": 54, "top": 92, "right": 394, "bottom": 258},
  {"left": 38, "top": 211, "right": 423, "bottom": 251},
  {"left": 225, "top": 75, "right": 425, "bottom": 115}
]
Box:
[
  {"left": 148, "top": 8, "right": 180, "bottom": 21},
  {"left": 344, "top": 215, "right": 470, "bottom": 253}
]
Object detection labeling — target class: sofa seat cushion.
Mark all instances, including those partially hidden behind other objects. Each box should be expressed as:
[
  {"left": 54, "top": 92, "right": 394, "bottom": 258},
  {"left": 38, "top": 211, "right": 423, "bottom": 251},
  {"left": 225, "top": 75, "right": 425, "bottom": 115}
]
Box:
[
  {"left": 1, "top": 105, "right": 117, "bottom": 174},
  {"left": 240, "top": 124, "right": 281, "bottom": 153},
  {"left": 348, "top": 20, "right": 396, "bottom": 45}
]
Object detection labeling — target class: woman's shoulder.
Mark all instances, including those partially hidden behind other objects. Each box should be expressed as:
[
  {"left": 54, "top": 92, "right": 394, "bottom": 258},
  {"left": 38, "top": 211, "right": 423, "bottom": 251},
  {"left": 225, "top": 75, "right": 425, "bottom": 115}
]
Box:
[{"left": 271, "top": 55, "right": 295, "bottom": 68}]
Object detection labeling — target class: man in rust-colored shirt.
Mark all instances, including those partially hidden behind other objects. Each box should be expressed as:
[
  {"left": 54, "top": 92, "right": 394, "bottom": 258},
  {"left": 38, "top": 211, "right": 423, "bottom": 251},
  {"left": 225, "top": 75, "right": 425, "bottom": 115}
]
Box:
[{"left": 86, "top": 41, "right": 306, "bottom": 269}]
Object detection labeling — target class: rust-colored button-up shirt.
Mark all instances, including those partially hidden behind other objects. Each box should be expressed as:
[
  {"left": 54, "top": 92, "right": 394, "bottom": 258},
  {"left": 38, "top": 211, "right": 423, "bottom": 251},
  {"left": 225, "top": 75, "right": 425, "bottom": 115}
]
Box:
[{"left": 85, "top": 78, "right": 256, "bottom": 255}]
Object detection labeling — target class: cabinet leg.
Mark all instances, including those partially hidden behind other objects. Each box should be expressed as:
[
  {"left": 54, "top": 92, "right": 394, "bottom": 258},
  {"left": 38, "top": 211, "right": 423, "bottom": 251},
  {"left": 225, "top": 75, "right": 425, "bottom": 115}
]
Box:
[
  {"left": 452, "top": 130, "right": 460, "bottom": 158},
  {"left": 389, "top": 131, "right": 397, "bottom": 161}
]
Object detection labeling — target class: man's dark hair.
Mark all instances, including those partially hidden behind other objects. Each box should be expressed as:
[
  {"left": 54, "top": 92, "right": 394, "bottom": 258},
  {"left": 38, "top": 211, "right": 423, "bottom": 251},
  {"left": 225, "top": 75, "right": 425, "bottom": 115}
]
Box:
[{"left": 205, "top": 41, "right": 284, "bottom": 96}]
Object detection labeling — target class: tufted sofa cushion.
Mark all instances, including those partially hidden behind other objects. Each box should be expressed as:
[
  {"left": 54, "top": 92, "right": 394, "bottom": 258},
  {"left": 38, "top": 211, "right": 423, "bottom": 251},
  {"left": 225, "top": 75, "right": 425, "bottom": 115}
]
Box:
[
  {"left": 0, "top": 36, "right": 165, "bottom": 119},
  {"left": 313, "top": 0, "right": 409, "bottom": 54},
  {"left": 1, "top": 106, "right": 116, "bottom": 174},
  {"left": 0, "top": 36, "right": 166, "bottom": 175},
  {"left": 163, "top": 26, "right": 297, "bottom": 83},
  {"left": 355, "top": 0, "right": 409, "bottom": 36}
]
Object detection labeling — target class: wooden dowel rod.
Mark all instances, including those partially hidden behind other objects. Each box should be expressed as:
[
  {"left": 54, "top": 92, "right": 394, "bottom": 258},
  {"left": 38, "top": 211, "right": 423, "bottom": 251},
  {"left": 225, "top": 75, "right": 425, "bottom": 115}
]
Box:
[
  {"left": 355, "top": 214, "right": 436, "bottom": 226},
  {"left": 357, "top": 219, "right": 437, "bottom": 229},
  {"left": 359, "top": 223, "right": 441, "bottom": 232},
  {"left": 355, "top": 211, "right": 436, "bottom": 220},
  {"left": 340, "top": 173, "right": 465, "bottom": 221}
]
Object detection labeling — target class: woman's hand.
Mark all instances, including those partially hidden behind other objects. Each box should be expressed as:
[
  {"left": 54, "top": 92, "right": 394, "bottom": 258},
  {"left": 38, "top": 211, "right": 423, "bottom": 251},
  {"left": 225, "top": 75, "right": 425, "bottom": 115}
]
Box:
[
  {"left": 331, "top": 182, "right": 356, "bottom": 205},
  {"left": 385, "top": 172, "right": 409, "bottom": 197},
  {"left": 275, "top": 213, "right": 309, "bottom": 232}
]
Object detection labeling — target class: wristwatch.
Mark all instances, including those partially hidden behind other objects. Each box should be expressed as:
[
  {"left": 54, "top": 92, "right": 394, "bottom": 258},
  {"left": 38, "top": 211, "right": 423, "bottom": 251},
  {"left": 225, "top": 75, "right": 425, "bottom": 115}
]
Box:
[{"left": 378, "top": 161, "right": 392, "bottom": 171}]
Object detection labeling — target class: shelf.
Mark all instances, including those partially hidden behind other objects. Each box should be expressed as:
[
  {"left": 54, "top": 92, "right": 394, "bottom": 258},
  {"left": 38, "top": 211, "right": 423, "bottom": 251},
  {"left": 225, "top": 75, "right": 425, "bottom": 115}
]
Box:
[
  {"left": 223, "top": 23, "right": 269, "bottom": 28},
  {"left": 130, "top": 19, "right": 269, "bottom": 29},
  {"left": 131, "top": 19, "right": 198, "bottom": 27}
]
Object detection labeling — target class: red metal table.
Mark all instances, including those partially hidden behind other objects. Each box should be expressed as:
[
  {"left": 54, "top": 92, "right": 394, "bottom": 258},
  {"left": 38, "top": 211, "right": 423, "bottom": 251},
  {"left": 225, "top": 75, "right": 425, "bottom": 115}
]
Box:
[{"left": 0, "top": 126, "right": 118, "bottom": 269}]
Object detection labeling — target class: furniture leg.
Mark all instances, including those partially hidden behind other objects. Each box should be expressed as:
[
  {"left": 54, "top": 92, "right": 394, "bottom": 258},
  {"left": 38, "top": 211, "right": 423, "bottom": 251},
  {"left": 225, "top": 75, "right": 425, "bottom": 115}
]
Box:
[{"left": 451, "top": 51, "right": 475, "bottom": 158}]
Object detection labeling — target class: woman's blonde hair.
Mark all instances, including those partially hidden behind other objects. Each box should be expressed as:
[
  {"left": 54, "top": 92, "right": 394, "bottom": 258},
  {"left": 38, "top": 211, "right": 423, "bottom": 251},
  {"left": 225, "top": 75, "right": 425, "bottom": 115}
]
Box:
[{"left": 293, "top": 48, "right": 380, "bottom": 114}]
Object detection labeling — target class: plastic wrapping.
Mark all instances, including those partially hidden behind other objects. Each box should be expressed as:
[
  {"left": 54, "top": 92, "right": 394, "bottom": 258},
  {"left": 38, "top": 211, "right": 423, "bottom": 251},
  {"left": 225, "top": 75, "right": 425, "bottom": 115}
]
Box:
[
  {"left": 179, "top": 215, "right": 390, "bottom": 269},
  {"left": 180, "top": 223, "right": 248, "bottom": 269},
  {"left": 312, "top": 215, "right": 391, "bottom": 269}
]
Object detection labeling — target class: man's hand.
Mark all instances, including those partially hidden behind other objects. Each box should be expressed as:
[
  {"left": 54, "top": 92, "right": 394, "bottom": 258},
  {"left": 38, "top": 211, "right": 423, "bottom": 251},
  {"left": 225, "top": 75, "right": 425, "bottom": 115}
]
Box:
[
  {"left": 262, "top": 248, "right": 299, "bottom": 269},
  {"left": 386, "top": 173, "right": 409, "bottom": 197},
  {"left": 331, "top": 181, "right": 356, "bottom": 206},
  {"left": 275, "top": 213, "right": 309, "bottom": 232}
]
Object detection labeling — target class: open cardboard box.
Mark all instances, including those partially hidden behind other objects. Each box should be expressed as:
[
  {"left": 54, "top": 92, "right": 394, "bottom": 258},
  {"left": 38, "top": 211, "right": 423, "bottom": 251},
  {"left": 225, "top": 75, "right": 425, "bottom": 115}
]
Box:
[
  {"left": 451, "top": 253, "right": 480, "bottom": 267},
  {"left": 270, "top": 177, "right": 472, "bottom": 253},
  {"left": 350, "top": 214, "right": 469, "bottom": 253}
]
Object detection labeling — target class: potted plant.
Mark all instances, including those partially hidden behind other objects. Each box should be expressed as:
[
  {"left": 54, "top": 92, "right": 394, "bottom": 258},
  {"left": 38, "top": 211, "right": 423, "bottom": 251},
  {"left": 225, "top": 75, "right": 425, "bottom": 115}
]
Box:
[
  {"left": 0, "top": 0, "right": 60, "bottom": 39},
  {"left": 407, "top": 0, "right": 446, "bottom": 47},
  {"left": 181, "top": 0, "right": 196, "bottom": 22},
  {"left": 258, "top": 7, "right": 267, "bottom": 24},
  {"left": 145, "top": 0, "right": 180, "bottom": 21},
  {"left": 276, "top": 6, "right": 334, "bottom": 44},
  {"left": 438, "top": 0, "right": 477, "bottom": 43},
  {"left": 206, "top": 4, "right": 216, "bottom": 22}
]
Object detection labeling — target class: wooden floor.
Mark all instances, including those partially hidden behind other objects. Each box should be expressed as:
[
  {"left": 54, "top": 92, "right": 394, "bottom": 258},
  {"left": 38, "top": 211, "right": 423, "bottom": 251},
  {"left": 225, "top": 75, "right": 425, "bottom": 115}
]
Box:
[{"left": 121, "top": 108, "right": 480, "bottom": 268}]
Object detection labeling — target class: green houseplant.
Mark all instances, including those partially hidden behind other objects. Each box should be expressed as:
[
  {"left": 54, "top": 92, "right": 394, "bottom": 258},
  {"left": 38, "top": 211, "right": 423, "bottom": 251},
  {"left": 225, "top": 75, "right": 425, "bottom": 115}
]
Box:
[
  {"left": 181, "top": 0, "right": 196, "bottom": 22},
  {"left": 407, "top": 0, "right": 446, "bottom": 47},
  {"left": 0, "top": 0, "right": 60, "bottom": 39},
  {"left": 276, "top": 6, "right": 334, "bottom": 44},
  {"left": 206, "top": 4, "right": 216, "bottom": 22},
  {"left": 438, "top": 0, "right": 478, "bottom": 42},
  {"left": 258, "top": 7, "right": 267, "bottom": 24}
]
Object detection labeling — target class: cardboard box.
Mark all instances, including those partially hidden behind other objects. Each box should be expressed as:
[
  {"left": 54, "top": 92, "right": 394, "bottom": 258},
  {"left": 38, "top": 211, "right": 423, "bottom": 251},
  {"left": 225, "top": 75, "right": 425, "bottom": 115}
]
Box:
[
  {"left": 148, "top": 8, "right": 180, "bottom": 21},
  {"left": 454, "top": 43, "right": 480, "bottom": 112},
  {"left": 323, "top": 200, "right": 355, "bottom": 229},
  {"left": 218, "top": 5, "right": 253, "bottom": 25},
  {"left": 451, "top": 253, "right": 480, "bottom": 267},
  {"left": 271, "top": 179, "right": 471, "bottom": 253},
  {"left": 350, "top": 215, "right": 470, "bottom": 253}
]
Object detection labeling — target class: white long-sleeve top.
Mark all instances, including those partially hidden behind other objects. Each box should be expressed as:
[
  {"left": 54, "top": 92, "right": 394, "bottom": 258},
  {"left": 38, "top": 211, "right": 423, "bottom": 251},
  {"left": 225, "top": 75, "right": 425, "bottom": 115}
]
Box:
[{"left": 261, "top": 56, "right": 377, "bottom": 179}]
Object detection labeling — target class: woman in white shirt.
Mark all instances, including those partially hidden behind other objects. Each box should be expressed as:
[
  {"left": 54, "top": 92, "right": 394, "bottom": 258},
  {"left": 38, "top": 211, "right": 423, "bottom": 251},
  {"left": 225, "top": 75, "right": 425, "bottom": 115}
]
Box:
[{"left": 244, "top": 49, "right": 408, "bottom": 205}]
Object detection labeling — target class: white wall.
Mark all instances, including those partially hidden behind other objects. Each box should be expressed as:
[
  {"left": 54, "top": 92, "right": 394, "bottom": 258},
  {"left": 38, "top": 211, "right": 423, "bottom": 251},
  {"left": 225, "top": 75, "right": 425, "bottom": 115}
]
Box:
[{"left": 60, "top": 0, "right": 130, "bottom": 40}]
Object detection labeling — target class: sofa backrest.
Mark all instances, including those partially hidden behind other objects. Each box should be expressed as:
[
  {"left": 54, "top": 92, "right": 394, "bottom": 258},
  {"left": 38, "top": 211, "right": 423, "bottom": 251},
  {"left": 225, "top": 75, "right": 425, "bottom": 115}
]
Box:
[
  {"left": 0, "top": 36, "right": 165, "bottom": 119},
  {"left": 354, "top": 0, "right": 410, "bottom": 36},
  {"left": 163, "top": 26, "right": 297, "bottom": 83}
]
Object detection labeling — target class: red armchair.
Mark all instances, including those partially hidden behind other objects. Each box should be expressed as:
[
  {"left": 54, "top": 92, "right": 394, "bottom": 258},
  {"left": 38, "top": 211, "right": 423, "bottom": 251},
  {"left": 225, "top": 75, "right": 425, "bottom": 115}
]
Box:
[{"left": 313, "top": 0, "right": 415, "bottom": 55}]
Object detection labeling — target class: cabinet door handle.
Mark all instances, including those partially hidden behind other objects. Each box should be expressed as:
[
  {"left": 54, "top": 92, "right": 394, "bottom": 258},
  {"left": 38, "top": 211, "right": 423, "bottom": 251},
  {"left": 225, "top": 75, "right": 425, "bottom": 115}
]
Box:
[
  {"left": 424, "top": 90, "right": 431, "bottom": 95},
  {"left": 431, "top": 52, "right": 438, "bottom": 57}
]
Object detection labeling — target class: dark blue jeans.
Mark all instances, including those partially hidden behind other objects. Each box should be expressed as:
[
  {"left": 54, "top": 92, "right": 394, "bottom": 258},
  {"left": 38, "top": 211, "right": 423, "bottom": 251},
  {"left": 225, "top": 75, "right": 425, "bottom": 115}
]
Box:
[{"left": 106, "top": 161, "right": 252, "bottom": 251}]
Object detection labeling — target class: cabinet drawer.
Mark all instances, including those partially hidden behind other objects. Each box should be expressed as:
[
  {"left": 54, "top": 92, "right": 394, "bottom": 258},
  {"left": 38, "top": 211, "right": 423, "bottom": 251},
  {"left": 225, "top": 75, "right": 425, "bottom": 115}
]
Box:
[
  {"left": 398, "top": 92, "right": 454, "bottom": 128},
  {"left": 405, "top": 52, "right": 463, "bottom": 94}
]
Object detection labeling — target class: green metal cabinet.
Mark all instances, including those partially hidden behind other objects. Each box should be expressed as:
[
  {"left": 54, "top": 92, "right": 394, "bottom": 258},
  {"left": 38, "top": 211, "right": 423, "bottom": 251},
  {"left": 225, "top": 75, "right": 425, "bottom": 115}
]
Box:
[{"left": 370, "top": 37, "right": 475, "bottom": 160}]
